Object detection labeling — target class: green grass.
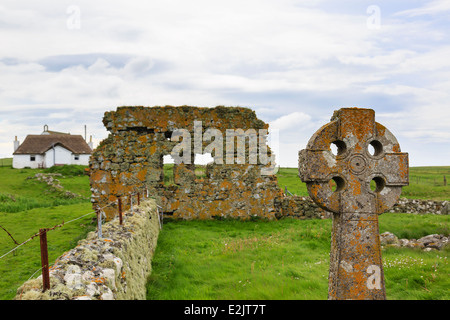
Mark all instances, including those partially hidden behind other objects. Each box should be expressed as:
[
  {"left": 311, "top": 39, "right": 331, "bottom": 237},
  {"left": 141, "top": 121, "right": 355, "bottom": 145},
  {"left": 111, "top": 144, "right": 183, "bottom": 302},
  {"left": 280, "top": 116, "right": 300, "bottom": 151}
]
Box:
[
  {"left": 402, "top": 166, "right": 450, "bottom": 201},
  {"left": 0, "top": 158, "right": 12, "bottom": 167},
  {"left": 379, "top": 213, "right": 450, "bottom": 239},
  {"left": 147, "top": 214, "right": 449, "bottom": 300},
  {"left": 277, "top": 166, "right": 450, "bottom": 201},
  {"left": 147, "top": 218, "right": 331, "bottom": 300},
  {"left": 383, "top": 246, "right": 449, "bottom": 300},
  {"left": 0, "top": 203, "right": 96, "bottom": 300},
  {"left": 0, "top": 160, "right": 95, "bottom": 299},
  {"left": 276, "top": 167, "right": 309, "bottom": 197},
  {"left": 163, "top": 163, "right": 175, "bottom": 185},
  {"left": 43, "top": 164, "right": 87, "bottom": 177},
  {"left": 163, "top": 163, "right": 207, "bottom": 186},
  {"left": 0, "top": 163, "right": 90, "bottom": 213}
]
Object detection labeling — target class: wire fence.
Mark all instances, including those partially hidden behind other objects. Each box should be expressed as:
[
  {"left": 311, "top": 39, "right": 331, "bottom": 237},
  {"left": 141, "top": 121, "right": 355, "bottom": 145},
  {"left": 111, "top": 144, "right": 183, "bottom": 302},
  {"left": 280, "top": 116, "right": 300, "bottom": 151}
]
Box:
[
  {"left": 409, "top": 174, "right": 448, "bottom": 187},
  {"left": 0, "top": 158, "right": 12, "bottom": 167},
  {"left": 0, "top": 201, "right": 113, "bottom": 260},
  {"left": 0, "top": 187, "right": 158, "bottom": 295}
]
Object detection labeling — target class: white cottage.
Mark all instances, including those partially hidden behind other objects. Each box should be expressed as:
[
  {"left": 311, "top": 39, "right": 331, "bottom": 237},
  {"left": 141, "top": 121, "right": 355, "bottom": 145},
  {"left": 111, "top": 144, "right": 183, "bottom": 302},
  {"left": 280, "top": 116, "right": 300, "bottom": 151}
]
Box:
[{"left": 13, "top": 126, "right": 93, "bottom": 169}]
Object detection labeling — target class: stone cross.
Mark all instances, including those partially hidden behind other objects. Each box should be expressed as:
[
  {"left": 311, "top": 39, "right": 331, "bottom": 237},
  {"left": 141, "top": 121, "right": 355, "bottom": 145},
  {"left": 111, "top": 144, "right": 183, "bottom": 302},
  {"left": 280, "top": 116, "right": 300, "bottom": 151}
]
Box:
[{"left": 298, "top": 108, "right": 409, "bottom": 300}]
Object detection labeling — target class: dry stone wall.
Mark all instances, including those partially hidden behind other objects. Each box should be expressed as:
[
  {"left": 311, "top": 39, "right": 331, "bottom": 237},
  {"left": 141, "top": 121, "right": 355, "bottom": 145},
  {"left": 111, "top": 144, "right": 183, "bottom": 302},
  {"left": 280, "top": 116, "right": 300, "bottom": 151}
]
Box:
[
  {"left": 380, "top": 232, "right": 449, "bottom": 251},
  {"left": 277, "top": 195, "right": 329, "bottom": 219},
  {"left": 15, "top": 199, "right": 159, "bottom": 300},
  {"left": 390, "top": 198, "right": 449, "bottom": 215},
  {"left": 278, "top": 196, "right": 449, "bottom": 218}
]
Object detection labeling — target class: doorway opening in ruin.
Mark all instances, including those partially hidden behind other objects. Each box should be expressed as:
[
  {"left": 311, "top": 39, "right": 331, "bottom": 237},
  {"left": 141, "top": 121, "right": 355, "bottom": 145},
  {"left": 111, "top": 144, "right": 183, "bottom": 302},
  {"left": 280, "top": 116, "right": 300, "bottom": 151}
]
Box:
[{"left": 163, "top": 154, "right": 175, "bottom": 186}]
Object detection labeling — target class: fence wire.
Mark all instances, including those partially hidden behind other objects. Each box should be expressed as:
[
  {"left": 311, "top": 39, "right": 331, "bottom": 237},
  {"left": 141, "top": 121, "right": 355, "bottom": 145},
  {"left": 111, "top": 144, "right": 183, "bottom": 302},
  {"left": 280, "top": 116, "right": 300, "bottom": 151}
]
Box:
[
  {"left": 0, "top": 201, "right": 115, "bottom": 261},
  {"left": 409, "top": 174, "right": 448, "bottom": 186}
]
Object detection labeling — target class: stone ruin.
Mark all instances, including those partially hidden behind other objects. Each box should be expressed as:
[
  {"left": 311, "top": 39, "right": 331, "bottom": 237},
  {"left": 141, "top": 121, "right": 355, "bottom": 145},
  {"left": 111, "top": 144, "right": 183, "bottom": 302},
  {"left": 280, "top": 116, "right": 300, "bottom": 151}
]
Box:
[{"left": 89, "top": 106, "right": 286, "bottom": 220}]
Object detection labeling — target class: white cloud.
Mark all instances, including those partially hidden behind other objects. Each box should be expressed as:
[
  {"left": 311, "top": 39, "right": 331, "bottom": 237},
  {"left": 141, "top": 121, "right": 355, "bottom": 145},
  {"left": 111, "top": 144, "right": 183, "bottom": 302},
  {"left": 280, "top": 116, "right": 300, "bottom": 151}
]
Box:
[
  {"left": 338, "top": 50, "right": 417, "bottom": 69},
  {"left": 269, "top": 112, "right": 312, "bottom": 131},
  {"left": 395, "top": 0, "right": 450, "bottom": 17}
]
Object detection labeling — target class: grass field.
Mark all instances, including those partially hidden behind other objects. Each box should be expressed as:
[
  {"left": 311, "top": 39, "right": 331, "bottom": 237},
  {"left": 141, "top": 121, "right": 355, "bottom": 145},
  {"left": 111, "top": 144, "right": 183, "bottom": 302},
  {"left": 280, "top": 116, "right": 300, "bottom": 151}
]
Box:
[
  {"left": 0, "top": 162, "right": 90, "bottom": 213},
  {"left": 0, "top": 158, "right": 449, "bottom": 300},
  {"left": 146, "top": 216, "right": 449, "bottom": 300},
  {"left": 0, "top": 160, "right": 95, "bottom": 299},
  {"left": 0, "top": 203, "right": 95, "bottom": 299}
]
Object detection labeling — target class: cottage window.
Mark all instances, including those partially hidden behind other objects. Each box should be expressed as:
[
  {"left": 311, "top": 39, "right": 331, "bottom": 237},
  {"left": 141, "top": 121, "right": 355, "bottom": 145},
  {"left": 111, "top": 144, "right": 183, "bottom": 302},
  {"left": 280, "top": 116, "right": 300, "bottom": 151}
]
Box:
[
  {"left": 74, "top": 155, "right": 80, "bottom": 161},
  {"left": 30, "top": 155, "right": 36, "bottom": 162}
]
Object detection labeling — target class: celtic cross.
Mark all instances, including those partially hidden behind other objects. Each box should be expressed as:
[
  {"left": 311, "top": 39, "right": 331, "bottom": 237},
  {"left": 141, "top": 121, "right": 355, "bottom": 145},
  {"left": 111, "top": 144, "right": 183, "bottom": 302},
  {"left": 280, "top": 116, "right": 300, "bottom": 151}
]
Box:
[{"left": 299, "top": 108, "right": 409, "bottom": 300}]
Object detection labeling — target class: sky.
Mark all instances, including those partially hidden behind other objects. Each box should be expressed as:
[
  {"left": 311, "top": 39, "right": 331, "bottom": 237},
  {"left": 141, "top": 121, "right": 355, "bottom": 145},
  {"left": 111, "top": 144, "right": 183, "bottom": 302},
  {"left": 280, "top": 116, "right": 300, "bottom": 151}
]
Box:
[{"left": 0, "top": 0, "right": 449, "bottom": 167}]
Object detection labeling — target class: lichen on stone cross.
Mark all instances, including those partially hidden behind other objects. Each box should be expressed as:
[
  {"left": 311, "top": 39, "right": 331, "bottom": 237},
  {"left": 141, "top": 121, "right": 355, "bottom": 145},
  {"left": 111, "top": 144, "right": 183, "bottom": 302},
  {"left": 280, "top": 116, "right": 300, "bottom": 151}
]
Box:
[{"left": 298, "top": 108, "right": 409, "bottom": 300}]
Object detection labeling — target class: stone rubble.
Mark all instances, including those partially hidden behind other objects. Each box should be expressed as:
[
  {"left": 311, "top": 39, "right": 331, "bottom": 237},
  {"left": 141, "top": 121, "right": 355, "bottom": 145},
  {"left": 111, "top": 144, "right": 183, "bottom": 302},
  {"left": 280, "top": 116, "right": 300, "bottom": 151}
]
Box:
[
  {"left": 380, "top": 232, "right": 449, "bottom": 251},
  {"left": 28, "top": 173, "right": 84, "bottom": 199}
]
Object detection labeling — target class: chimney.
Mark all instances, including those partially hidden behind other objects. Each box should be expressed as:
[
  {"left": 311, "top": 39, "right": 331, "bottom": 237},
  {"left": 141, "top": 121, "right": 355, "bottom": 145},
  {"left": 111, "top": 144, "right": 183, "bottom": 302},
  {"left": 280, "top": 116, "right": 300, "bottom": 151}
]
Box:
[
  {"left": 88, "top": 135, "right": 94, "bottom": 150},
  {"left": 14, "top": 136, "right": 20, "bottom": 152}
]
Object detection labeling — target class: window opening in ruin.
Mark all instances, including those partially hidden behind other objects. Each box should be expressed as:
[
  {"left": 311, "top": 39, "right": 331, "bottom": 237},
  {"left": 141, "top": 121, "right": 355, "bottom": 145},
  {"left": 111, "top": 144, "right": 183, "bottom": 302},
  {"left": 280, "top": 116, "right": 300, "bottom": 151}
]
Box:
[
  {"left": 194, "top": 153, "right": 213, "bottom": 180},
  {"left": 163, "top": 154, "right": 175, "bottom": 185}
]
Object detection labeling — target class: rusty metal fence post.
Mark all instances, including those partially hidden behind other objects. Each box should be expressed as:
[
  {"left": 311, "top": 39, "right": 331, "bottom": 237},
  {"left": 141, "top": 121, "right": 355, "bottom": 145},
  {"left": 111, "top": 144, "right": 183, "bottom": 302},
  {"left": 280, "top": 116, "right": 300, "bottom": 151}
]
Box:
[
  {"left": 299, "top": 108, "right": 409, "bottom": 300},
  {"left": 39, "top": 228, "right": 50, "bottom": 292},
  {"left": 118, "top": 197, "right": 123, "bottom": 225}
]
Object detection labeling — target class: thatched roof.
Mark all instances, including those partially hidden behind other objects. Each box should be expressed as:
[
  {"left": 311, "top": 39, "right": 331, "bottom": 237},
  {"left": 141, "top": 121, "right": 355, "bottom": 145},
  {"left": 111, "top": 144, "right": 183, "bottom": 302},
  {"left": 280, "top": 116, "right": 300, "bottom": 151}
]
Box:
[{"left": 13, "top": 134, "right": 92, "bottom": 155}]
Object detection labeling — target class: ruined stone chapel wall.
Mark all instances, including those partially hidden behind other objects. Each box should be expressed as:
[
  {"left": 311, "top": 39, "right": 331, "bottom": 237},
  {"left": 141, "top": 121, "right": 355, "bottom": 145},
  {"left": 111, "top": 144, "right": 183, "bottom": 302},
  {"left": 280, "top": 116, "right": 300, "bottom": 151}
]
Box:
[{"left": 89, "top": 106, "right": 283, "bottom": 220}]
